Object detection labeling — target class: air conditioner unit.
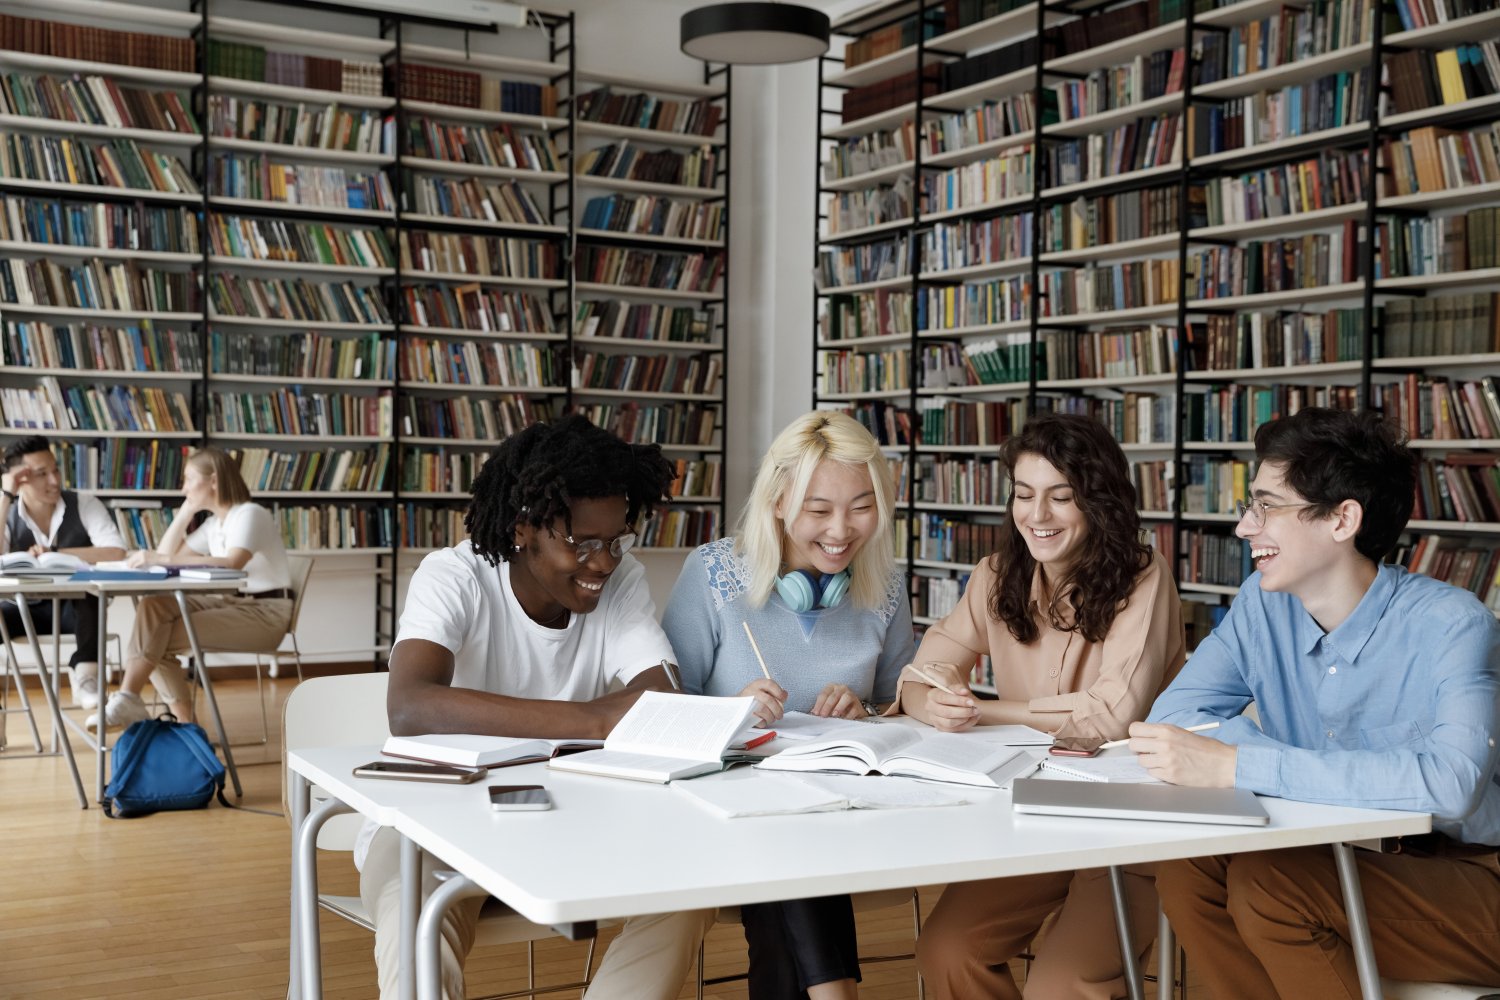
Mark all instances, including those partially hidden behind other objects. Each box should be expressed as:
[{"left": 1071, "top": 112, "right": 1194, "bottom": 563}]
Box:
[{"left": 351, "top": 0, "right": 528, "bottom": 28}]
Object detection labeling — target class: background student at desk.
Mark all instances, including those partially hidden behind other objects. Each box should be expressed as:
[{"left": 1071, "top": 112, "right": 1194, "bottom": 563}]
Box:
[
  {"left": 364, "top": 415, "right": 712, "bottom": 1000},
  {"left": 893, "top": 413, "right": 1187, "bottom": 1000},
  {"left": 662, "top": 410, "right": 915, "bottom": 1000},
  {"left": 0, "top": 434, "right": 126, "bottom": 711},
  {"left": 91, "top": 447, "right": 291, "bottom": 729}
]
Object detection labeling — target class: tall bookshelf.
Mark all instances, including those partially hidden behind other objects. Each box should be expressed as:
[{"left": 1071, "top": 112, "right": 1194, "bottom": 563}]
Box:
[
  {"left": 813, "top": 0, "right": 1500, "bottom": 689},
  {"left": 0, "top": 0, "right": 731, "bottom": 661}
]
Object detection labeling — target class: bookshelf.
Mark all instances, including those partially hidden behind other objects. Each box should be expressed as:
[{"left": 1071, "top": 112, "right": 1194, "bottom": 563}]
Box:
[{"left": 814, "top": 0, "right": 1500, "bottom": 687}]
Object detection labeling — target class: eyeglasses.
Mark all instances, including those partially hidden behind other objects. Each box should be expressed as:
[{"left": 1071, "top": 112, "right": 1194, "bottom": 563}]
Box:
[
  {"left": 560, "top": 531, "right": 637, "bottom": 564},
  {"left": 1235, "top": 498, "right": 1316, "bottom": 529}
]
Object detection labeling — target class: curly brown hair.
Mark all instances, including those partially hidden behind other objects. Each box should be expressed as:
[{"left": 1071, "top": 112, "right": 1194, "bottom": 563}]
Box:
[{"left": 989, "top": 413, "right": 1150, "bottom": 644}]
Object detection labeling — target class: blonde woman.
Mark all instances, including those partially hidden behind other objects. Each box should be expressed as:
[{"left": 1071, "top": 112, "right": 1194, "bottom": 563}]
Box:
[
  {"left": 663, "top": 410, "right": 915, "bottom": 1000},
  {"left": 89, "top": 447, "right": 292, "bottom": 729}
]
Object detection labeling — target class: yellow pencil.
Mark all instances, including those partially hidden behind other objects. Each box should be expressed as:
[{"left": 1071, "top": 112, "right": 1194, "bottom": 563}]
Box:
[
  {"left": 742, "top": 621, "right": 773, "bottom": 682},
  {"left": 908, "top": 662, "right": 969, "bottom": 698}
]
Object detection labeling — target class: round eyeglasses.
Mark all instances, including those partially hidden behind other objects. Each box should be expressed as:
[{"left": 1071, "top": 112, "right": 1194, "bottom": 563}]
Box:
[
  {"left": 1235, "top": 498, "right": 1316, "bottom": 529},
  {"left": 562, "top": 532, "right": 637, "bottom": 564}
]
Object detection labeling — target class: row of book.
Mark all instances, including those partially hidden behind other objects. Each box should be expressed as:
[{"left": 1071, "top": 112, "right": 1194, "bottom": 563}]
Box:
[
  {"left": 1189, "top": 308, "right": 1366, "bottom": 371},
  {"left": 910, "top": 571, "right": 967, "bottom": 622},
  {"left": 0, "top": 258, "right": 196, "bottom": 313},
  {"left": 3, "top": 319, "right": 202, "bottom": 374},
  {"left": 209, "top": 330, "right": 392, "bottom": 382},
  {"left": 1198, "top": 149, "right": 1368, "bottom": 228},
  {"left": 1180, "top": 455, "right": 1247, "bottom": 516},
  {"left": 398, "top": 446, "right": 484, "bottom": 494},
  {"left": 819, "top": 288, "right": 913, "bottom": 342},
  {"left": 573, "top": 301, "right": 710, "bottom": 343},
  {"left": 207, "top": 96, "right": 391, "bottom": 156},
  {"left": 0, "top": 13, "right": 195, "bottom": 73},
  {"left": 1382, "top": 294, "right": 1500, "bottom": 359},
  {"left": 823, "top": 121, "right": 916, "bottom": 184},
  {"left": 398, "top": 394, "right": 548, "bottom": 442},
  {"left": 897, "top": 513, "right": 1006, "bottom": 567},
  {"left": 815, "top": 237, "right": 907, "bottom": 289},
  {"left": 0, "top": 71, "right": 199, "bottom": 134},
  {"left": 1, "top": 377, "right": 193, "bottom": 433},
  {"left": 914, "top": 397, "right": 1019, "bottom": 447},
  {"left": 0, "top": 195, "right": 197, "bottom": 254},
  {"left": 235, "top": 444, "right": 392, "bottom": 494},
  {"left": 1037, "top": 259, "right": 1179, "bottom": 316},
  {"left": 398, "top": 338, "right": 556, "bottom": 388},
  {"left": 1040, "top": 185, "right": 1180, "bottom": 252},
  {"left": 1183, "top": 382, "right": 1361, "bottom": 444},
  {"left": 1186, "top": 67, "right": 1376, "bottom": 158},
  {"left": 210, "top": 388, "right": 393, "bottom": 438},
  {"left": 571, "top": 401, "right": 718, "bottom": 448},
  {"left": 1392, "top": 533, "right": 1500, "bottom": 613},
  {"left": 920, "top": 210, "right": 1032, "bottom": 275},
  {"left": 406, "top": 118, "right": 559, "bottom": 173},
  {"left": 1038, "top": 324, "right": 1178, "bottom": 381},
  {"left": 209, "top": 215, "right": 395, "bottom": 269},
  {"left": 819, "top": 347, "right": 909, "bottom": 396},
  {"left": 1047, "top": 112, "right": 1181, "bottom": 188},
  {"left": 921, "top": 91, "right": 1052, "bottom": 162},
  {"left": 639, "top": 508, "right": 720, "bottom": 549},
  {"left": 668, "top": 459, "right": 721, "bottom": 499},
  {"left": 401, "top": 284, "right": 551, "bottom": 333},
  {"left": 573, "top": 87, "right": 722, "bottom": 138},
  {"left": 1376, "top": 374, "right": 1500, "bottom": 444},
  {"left": 0, "top": 133, "right": 198, "bottom": 194},
  {"left": 1186, "top": 230, "right": 1358, "bottom": 302},
  {"left": 827, "top": 178, "right": 914, "bottom": 235},
  {"left": 399, "top": 231, "right": 561, "bottom": 281},
  {"left": 580, "top": 193, "right": 726, "bottom": 242},
  {"left": 206, "top": 41, "right": 382, "bottom": 98},
  {"left": 1391, "top": 0, "right": 1493, "bottom": 31},
  {"left": 919, "top": 148, "right": 1031, "bottom": 218},
  {"left": 575, "top": 246, "right": 723, "bottom": 295},
  {"left": 269, "top": 503, "right": 395, "bottom": 552},
  {"left": 846, "top": 400, "right": 914, "bottom": 447},
  {"left": 207, "top": 274, "right": 391, "bottom": 326},
  {"left": 1385, "top": 123, "right": 1500, "bottom": 196},
  {"left": 1374, "top": 206, "right": 1500, "bottom": 278},
  {"left": 397, "top": 504, "right": 466, "bottom": 547},
  {"left": 398, "top": 64, "right": 557, "bottom": 118},
  {"left": 1050, "top": 47, "right": 1185, "bottom": 123},
  {"left": 572, "top": 352, "right": 722, "bottom": 397},
  {"left": 1133, "top": 459, "right": 1173, "bottom": 513},
  {"left": 893, "top": 454, "right": 1007, "bottom": 508},
  {"left": 53, "top": 439, "right": 187, "bottom": 491},
  {"left": 1413, "top": 455, "right": 1500, "bottom": 524},
  {"left": 405, "top": 175, "right": 544, "bottom": 227},
  {"left": 841, "top": 5, "right": 947, "bottom": 70},
  {"left": 1178, "top": 527, "right": 1246, "bottom": 588},
  {"left": 574, "top": 142, "right": 719, "bottom": 190},
  {"left": 211, "top": 154, "right": 395, "bottom": 212},
  {"left": 1037, "top": 389, "right": 1175, "bottom": 446},
  {"left": 1192, "top": 1, "right": 1370, "bottom": 86}
]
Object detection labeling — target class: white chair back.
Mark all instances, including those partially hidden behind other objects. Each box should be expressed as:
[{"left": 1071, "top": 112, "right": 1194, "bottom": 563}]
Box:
[
  {"left": 282, "top": 671, "right": 389, "bottom": 848},
  {"left": 284, "top": 554, "right": 316, "bottom": 632}
]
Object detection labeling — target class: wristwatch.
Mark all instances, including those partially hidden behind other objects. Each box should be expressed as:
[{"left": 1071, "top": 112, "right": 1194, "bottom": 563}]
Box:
[
  {"left": 1, "top": 490, "right": 15, "bottom": 501},
  {"left": 862, "top": 700, "right": 880, "bottom": 718}
]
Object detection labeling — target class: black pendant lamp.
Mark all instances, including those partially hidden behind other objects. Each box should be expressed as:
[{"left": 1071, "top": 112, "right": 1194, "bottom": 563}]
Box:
[{"left": 681, "top": 2, "right": 831, "bottom": 64}]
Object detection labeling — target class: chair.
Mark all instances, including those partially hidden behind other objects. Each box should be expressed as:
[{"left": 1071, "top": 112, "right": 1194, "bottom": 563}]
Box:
[
  {"left": 191, "top": 554, "right": 315, "bottom": 745},
  {"left": 696, "top": 888, "right": 925, "bottom": 999},
  {"left": 282, "top": 672, "right": 609, "bottom": 1000}
]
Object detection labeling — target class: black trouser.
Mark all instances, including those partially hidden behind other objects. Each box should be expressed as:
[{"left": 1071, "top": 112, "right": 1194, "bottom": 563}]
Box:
[
  {"left": 1, "top": 595, "right": 101, "bottom": 668},
  {"left": 741, "top": 894, "right": 861, "bottom": 1000}
]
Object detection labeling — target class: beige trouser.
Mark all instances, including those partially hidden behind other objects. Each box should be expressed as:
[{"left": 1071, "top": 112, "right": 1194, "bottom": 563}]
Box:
[
  {"left": 916, "top": 865, "right": 1160, "bottom": 1000},
  {"left": 126, "top": 593, "right": 291, "bottom": 705},
  {"left": 359, "top": 826, "right": 715, "bottom": 1000}
]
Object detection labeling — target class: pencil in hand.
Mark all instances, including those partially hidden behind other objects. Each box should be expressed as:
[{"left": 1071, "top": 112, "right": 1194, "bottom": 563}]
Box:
[
  {"left": 908, "top": 662, "right": 970, "bottom": 698},
  {"left": 1099, "top": 721, "right": 1220, "bottom": 751},
  {"left": 742, "top": 621, "right": 774, "bottom": 682}
]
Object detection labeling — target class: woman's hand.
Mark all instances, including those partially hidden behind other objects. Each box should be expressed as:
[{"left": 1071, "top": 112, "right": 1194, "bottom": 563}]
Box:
[
  {"left": 26, "top": 543, "right": 48, "bottom": 557},
  {"left": 738, "top": 678, "right": 787, "bottom": 727},
  {"left": 810, "top": 683, "right": 866, "bottom": 720},
  {"left": 125, "top": 549, "right": 165, "bottom": 568},
  {"left": 909, "top": 661, "right": 981, "bottom": 732}
]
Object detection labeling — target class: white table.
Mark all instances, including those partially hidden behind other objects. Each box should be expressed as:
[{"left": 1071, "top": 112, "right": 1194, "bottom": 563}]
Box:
[{"left": 288, "top": 744, "right": 1430, "bottom": 1000}]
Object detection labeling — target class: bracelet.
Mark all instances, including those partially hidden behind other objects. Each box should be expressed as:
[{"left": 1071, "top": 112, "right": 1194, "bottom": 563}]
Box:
[{"left": 1, "top": 491, "right": 15, "bottom": 501}]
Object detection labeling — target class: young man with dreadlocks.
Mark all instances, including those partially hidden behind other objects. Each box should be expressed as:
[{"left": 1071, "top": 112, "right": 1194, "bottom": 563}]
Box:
[{"left": 355, "top": 414, "right": 714, "bottom": 1000}]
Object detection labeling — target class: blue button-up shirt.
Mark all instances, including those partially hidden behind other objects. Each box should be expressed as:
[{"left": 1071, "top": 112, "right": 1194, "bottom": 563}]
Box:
[{"left": 1149, "top": 563, "right": 1500, "bottom": 844}]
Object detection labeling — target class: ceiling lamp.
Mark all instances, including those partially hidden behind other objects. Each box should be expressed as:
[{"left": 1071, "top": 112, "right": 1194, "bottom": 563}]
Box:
[{"left": 681, "top": 3, "right": 831, "bottom": 64}]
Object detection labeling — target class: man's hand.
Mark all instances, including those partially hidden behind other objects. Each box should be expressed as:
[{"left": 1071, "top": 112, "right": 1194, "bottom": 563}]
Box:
[
  {"left": 2, "top": 466, "right": 29, "bottom": 496},
  {"left": 810, "top": 683, "right": 865, "bottom": 720},
  {"left": 737, "top": 678, "right": 787, "bottom": 727},
  {"left": 1128, "top": 721, "right": 1237, "bottom": 787}
]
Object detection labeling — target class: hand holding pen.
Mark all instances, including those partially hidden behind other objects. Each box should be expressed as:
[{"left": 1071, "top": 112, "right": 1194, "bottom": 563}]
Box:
[
  {"left": 908, "top": 662, "right": 981, "bottom": 732},
  {"left": 739, "top": 622, "right": 787, "bottom": 726}
]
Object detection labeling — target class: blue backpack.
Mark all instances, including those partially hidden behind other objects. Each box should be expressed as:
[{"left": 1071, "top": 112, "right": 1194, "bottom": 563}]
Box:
[{"left": 103, "top": 717, "right": 229, "bottom": 818}]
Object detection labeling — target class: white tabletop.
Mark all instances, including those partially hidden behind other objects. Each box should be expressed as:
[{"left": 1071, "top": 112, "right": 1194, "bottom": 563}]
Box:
[{"left": 290, "top": 745, "right": 1431, "bottom": 926}]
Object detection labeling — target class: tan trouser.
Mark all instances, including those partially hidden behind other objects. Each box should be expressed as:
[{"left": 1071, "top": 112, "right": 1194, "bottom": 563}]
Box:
[
  {"left": 916, "top": 866, "right": 1160, "bottom": 1000},
  {"left": 359, "top": 826, "right": 715, "bottom": 1000},
  {"left": 1157, "top": 843, "right": 1500, "bottom": 999},
  {"left": 126, "top": 593, "right": 291, "bottom": 705}
]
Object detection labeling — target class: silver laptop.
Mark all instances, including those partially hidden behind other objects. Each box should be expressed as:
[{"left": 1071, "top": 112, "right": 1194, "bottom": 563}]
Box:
[{"left": 1012, "top": 778, "right": 1270, "bottom": 826}]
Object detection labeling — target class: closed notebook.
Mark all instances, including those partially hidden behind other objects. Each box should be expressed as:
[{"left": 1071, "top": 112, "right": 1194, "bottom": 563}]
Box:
[
  {"left": 382, "top": 733, "right": 603, "bottom": 768},
  {"left": 1036, "top": 751, "right": 1162, "bottom": 783},
  {"left": 757, "top": 725, "right": 1039, "bottom": 789}
]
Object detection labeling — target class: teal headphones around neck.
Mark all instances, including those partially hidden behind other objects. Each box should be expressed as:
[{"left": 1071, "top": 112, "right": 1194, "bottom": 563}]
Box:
[{"left": 776, "top": 568, "right": 850, "bottom": 613}]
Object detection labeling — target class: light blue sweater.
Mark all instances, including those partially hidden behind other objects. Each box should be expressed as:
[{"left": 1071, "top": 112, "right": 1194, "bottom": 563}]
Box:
[{"left": 661, "top": 537, "right": 914, "bottom": 710}]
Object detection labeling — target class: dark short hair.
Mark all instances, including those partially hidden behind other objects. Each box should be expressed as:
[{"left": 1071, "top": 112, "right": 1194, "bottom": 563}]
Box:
[
  {"left": 989, "top": 412, "right": 1150, "bottom": 644},
  {"left": 1253, "top": 407, "right": 1415, "bottom": 562},
  {"left": 2, "top": 436, "right": 51, "bottom": 473},
  {"left": 464, "top": 414, "right": 676, "bottom": 565}
]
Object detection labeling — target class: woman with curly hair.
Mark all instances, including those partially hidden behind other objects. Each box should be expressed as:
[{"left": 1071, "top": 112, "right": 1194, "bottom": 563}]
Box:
[{"left": 896, "top": 411, "right": 1187, "bottom": 1000}]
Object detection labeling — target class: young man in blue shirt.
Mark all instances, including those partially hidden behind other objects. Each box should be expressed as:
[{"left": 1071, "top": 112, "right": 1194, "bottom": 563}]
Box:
[{"left": 1131, "top": 407, "right": 1500, "bottom": 997}]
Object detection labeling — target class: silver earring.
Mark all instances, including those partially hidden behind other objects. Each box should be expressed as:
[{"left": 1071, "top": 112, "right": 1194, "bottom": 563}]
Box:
[{"left": 514, "top": 544, "right": 523, "bottom": 552}]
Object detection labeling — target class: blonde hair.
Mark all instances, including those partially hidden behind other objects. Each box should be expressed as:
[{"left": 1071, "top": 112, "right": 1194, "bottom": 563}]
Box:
[
  {"left": 186, "top": 447, "right": 252, "bottom": 507},
  {"left": 736, "top": 411, "right": 897, "bottom": 609}
]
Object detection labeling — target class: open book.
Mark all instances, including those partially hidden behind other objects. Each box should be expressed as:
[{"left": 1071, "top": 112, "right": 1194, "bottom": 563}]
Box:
[
  {"left": 675, "top": 770, "right": 972, "bottom": 818},
  {"left": 382, "top": 733, "right": 604, "bottom": 769},
  {"left": 757, "top": 726, "right": 1039, "bottom": 788},
  {"left": 0, "top": 551, "right": 89, "bottom": 575},
  {"left": 547, "top": 691, "right": 756, "bottom": 783}
]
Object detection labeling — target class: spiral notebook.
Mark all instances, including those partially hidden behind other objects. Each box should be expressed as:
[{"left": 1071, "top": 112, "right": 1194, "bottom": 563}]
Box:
[{"left": 1035, "top": 752, "right": 1161, "bottom": 784}]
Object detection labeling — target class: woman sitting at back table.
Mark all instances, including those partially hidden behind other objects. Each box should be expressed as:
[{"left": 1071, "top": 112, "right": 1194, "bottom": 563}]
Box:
[
  {"left": 88, "top": 447, "right": 292, "bottom": 729},
  {"left": 896, "top": 412, "right": 1187, "bottom": 1000}
]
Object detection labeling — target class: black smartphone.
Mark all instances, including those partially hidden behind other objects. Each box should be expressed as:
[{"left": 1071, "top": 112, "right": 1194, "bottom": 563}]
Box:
[
  {"left": 489, "top": 784, "right": 553, "bottom": 811},
  {"left": 1049, "top": 737, "right": 1106, "bottom": 758},
  {"left": 352, "top": 761, "right": 487, "bottom": 783}
]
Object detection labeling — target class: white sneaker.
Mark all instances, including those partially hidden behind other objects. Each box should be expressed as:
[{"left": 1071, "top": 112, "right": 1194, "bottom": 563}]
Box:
[
  {"left": 85, "top": 691, "right": 149, "bottom": 732},
  {"left": 69, "top": 665, "right": 100, "bottom": 710}
]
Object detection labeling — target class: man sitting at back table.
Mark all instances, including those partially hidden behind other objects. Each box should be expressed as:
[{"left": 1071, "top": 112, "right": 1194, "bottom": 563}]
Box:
[
  {"left": 0, "top": 436, "right": 126, "bottom": 709},
  {"left": 1131, "top": 407, "right": 1500, "bottom": 998}
]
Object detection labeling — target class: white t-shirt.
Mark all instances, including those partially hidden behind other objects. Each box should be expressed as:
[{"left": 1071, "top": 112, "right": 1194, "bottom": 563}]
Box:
[
  {"left": 355, "top": 541, "right": 674, "bottom": 868},
  {"left": 185, "top": 503, "right": 289, "bottom": 593}
]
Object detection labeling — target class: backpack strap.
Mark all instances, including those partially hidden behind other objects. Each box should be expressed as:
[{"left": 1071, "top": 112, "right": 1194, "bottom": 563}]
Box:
[
  {"left": 102, "top": 721, "right": 164, "bottom": 819},
  {"left": 167, "top": 725, "right": 234, "bottom": 810}
]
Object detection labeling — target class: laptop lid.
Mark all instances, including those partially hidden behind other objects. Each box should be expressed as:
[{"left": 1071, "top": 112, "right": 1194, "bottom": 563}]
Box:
[{"left": 1012, "top": 778, "right": 1270, "bottom": 826}]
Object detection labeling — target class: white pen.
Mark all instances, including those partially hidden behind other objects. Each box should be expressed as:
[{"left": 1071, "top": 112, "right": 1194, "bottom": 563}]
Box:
[{"left": 1099, "top": 721, "right": 1220, "bottom": 751}]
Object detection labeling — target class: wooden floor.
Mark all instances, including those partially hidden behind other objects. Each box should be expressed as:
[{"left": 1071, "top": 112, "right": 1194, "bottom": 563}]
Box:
[{"left": 0, "top": 676, "right": 1185, "bottom": 1000}]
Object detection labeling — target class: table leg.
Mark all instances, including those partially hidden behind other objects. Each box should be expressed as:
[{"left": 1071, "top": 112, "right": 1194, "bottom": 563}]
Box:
[
  {"left": 50, "top": 596, "right": 61, "bottom": 754},
  {"left": 400, "top": 835, "right": 420, "bottom": 1000},
  {"left": 289, "top": 771, "right": 310, "bottom": 1000},
  {"left": 96, "top": 592, "right": 108, "bottom": 804},
  {"left": 417, "top": 873, "right": 488, "bottom": 1000},
  {"left": 296, "top": 795, "right": 354, "bottom": 1000},
  {"left": 1333, "top": 842, "right": 1385, "bottom": 1000},
  {"left": 13, "top": 598, "right": 87, "bottom": 808},
  {"left": 1107, "top": 865, "right": 1144, "bottom": 1000},
  {"left": 174, "top": 589, "right": 242, "bottom": 797},
  {"left": 1157, "top": 906, "right": 1176, "bottom": 1000},
  {"left": 0, "top": 605, "right": 43, "bottom": 753}
]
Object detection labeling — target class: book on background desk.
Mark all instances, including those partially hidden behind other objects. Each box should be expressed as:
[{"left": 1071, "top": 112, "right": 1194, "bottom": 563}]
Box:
[
  {"left": 675, "top": 770, "right": 974, "bottom": 818},
  {"left": 1036, "top": 750, "right": 1162, "bottom": 784},
  {"left": 547, "top": 691, "right": 757, "bottom": 783},
  {"left": 69, "top": 568, "right": 179, "bottom": 582},
  {"left": 383, "top": 733, "right": 605, "bottom": 768},
  {"left": 176, "top": 567, "right": 248, "bottom": 580},
  {"left": 756, "top": 725, "right": 1039, "bottom": 788},
  {"left": 92, "top": 562, "right": 246, "bottom": 580},
  {"left": 0, "top": 551, "right": 89, "bottom": 575}
]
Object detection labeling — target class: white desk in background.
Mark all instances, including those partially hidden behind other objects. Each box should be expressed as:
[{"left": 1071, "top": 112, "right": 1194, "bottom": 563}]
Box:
[{"left": 288, "top": 744, "right": 1430, "bottom": 1000}]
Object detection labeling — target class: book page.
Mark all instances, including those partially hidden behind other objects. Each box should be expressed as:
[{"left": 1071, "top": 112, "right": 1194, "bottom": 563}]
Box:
[
  {"left": 774, "top": 722, "right": 920, "bottom": 765},
  {"left": 889, "top": 733, "right": 1026, "bottom": 780},
  {"left": 674, "top": 772, "right": 848, "bottom": 818},
  {"left": 604, "top": 691, "right": 756, "bottom": 763},
  {"left": 796, "top": 773, "right": 972, "bottom": 809},
  {"left": 767, "top": 711, "right": 874, "bottom": 742},
  {"left": 966, "top": 725, "right": 1054, "bottom": 747}
]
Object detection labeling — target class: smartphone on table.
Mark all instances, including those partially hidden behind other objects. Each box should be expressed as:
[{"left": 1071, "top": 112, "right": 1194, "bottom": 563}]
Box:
[
  {"left": 1049, "top": 736, "right": 1106, "bottom": 758},
  {"left": 352, "top": 761, "right": 488, "bottom": 783},
  {"left": 489, "top": 785, "right": 553, "bottom": 811}
]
